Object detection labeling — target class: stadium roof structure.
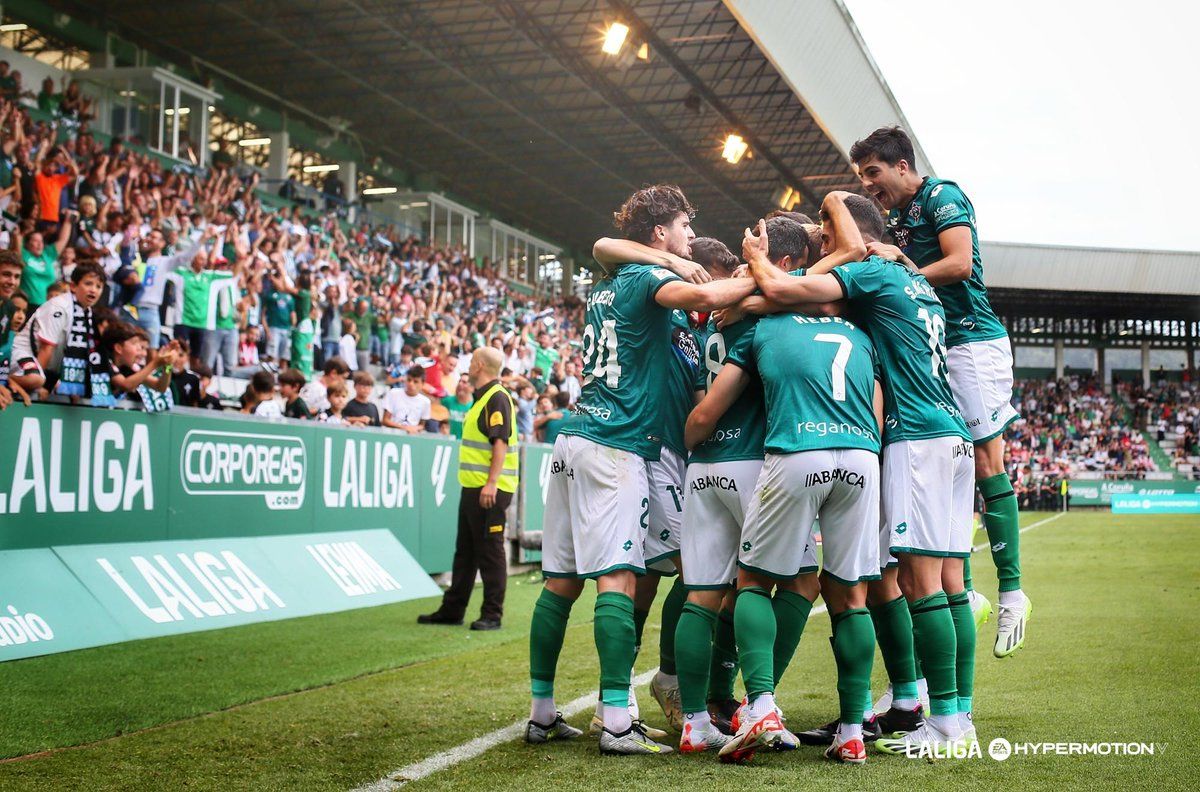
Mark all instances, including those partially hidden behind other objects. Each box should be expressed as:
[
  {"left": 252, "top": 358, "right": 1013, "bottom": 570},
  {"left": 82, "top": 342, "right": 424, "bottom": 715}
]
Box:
[
  {"left": 41, "top": 0, "right": 918, "bottom": 253},
  {"left": 982, "top": 242, "right": 1200, "bottom": 348}
]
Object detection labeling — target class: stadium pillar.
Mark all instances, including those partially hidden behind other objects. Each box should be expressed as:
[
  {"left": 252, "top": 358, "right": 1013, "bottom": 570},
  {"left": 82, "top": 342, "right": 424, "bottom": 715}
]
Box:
[
  {"left": 1096, "top": 346, "right": 1106, "bottom": 384},
  {"left": 562, "top": 255, "right": 575, "bottom": 286},
  {"left": 338, "top": 160, "right": 357, "bottom": 223},
  {"left": 1054, "top": 338, "right": 1065, "bottom": 379},
  {"left": 265, "top": 131, "right": 289, "bottom": 183},
  {"left": 1141, "top": 340, "right": 1151, "bottom": 388}
]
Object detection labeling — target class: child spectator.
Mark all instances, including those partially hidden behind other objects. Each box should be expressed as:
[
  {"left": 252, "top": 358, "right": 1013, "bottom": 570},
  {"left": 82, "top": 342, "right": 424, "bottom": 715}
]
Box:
[
  {"left": 342, "top": 369, "right": 380, "bottom": 427},
  {"left": 194, "top": 363, "right": 223, "bottom": 410},
  {"left": 382, "top": 366, "right": 431, "bottom": 434},
  {"left": 320, "top": 381, "right": 349, "bottom": 425},
  {"left": 300, "top": 356, "right": 350, "bottom": 416},
  {"left": 101, "top": 323, "right": 177, "bottom": 410},
  {"left": 278, "top": 368, "right": 310, "bottom": 420},
  {"left": 9, "top": 261, "right": 106, "bottom": 396},
  {"left": 242, "top": 369, "right": 281, "bottom": 418}
]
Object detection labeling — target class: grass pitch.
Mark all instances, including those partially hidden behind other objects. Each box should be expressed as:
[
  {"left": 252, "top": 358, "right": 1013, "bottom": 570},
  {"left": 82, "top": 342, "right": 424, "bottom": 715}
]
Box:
[{"left": 1, "top": 512, "right": 1196, "bottom": 790}]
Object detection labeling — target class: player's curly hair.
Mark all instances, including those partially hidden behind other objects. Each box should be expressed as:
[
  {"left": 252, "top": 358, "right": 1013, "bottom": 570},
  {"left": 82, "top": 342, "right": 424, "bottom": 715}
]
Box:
[{"left": 613, "top": 184, "right": 696, "bottom": 244}]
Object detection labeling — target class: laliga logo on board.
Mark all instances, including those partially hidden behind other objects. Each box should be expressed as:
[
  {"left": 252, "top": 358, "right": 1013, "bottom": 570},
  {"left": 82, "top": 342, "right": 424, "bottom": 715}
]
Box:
[{"left": 180, "top": 430, "right": 306, "bottom": 510}]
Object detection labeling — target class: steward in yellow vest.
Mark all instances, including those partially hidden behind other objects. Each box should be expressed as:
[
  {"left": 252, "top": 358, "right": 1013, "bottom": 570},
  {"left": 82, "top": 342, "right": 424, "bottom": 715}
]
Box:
[{"left": 419, "top": 347, "right": 517, "bottom": 631}]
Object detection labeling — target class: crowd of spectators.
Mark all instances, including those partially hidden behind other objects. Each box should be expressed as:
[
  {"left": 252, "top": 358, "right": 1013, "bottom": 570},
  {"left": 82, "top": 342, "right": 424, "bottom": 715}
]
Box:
[
  {"left": 1125, "top": 378, "right": 1200, "bottom": 474},
  {"left": 0, "top": 86, "right": 590, "bottom": 442},
  {"left": 1005, "top": 374, "right": 1156, "bottom": 488}
]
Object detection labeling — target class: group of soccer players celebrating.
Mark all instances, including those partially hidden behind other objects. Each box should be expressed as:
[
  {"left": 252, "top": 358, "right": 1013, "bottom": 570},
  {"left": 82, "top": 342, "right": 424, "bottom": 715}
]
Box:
[{"left": 525, "top": 126, "right": 1030, "bottom": 765}]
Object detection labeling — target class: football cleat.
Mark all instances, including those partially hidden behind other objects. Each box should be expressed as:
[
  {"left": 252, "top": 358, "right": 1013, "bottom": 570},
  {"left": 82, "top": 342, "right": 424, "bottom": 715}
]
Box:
[
  {"left": 968, "top": 589, "right": 993, "bottom": 631},
  {"left": 994, "top": 594, "right": 1032, "bottom": 657},
  {"left": 875, "top": 721, "right": 960, "bottom": 760},
  {"left": 824, "top": 733, "right": 868, "bottom": 764},
  {"left": 876, "top": 704, "right": 925, "bottom": 737},
  {"left": 599, "top": 721, "right": 674, "bottom": 755},
  {"left": 707, "top": 698, "right": 740, "bottom": 735},
  {"left": 678, "top": 716, "right": 732, "bottom": 753},
  {"left": 798, "top": 716, "right": 882, "bottom": 746},
  {"left": 649, "top": 671, "right": 684, "bottom": 732},
  {"left": 525, "top": 712, "right": 583, "bottom": 744},
  {"left": 589, "top": 715, "right": 668, "bottom": 740},
  {"left": 718, "top": 708, "right": 793, "bottom": 763}
]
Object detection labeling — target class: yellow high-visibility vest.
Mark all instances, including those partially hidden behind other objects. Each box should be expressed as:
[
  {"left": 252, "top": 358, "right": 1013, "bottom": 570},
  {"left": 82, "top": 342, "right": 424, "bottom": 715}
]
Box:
[{"left": 459, "top": 382, "right": 519, "bottom": 492}]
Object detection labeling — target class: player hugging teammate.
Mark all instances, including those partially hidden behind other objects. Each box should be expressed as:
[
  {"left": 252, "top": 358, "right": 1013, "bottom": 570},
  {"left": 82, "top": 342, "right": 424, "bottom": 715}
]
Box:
[{"left": 526, "top": 126, "right": 1026, "bottom": 764}]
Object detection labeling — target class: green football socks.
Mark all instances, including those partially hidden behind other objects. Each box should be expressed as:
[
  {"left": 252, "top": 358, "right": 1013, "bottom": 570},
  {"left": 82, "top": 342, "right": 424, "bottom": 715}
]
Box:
[
  {"left": 831, "top": 608, "right": 876, "bottom": 726},
  {"left": 908, "top": 591, "right": 958, "bottom": 717},
  {"left": 708, "top": 606, "right": 739, "bottom": 702},
  {"left": 595, "top": 591, "right": 636, "bottom": 709},
  {"left": 658, "top": 577, "right": 687, "bottom": 675},
  {"left": 980, "top": 472, "right": 1022, "bottom": 593},
  {"left": 868, "top": 594, "right": 920, "bottom": 704},
  {"left": 734, "top": 587, "right": 776, "bottom": 699},
  {"left": 771, "top": 589, "right": 813, "bottom": 687},
  {"left": 947, "top": 590, "right": 976, "bottom": 717},
  {"left": 674, "top": 602, "right": 717, "bottom": 714},
  {"left": 529, "top": 587, "right": 573, "bottom": 701}
]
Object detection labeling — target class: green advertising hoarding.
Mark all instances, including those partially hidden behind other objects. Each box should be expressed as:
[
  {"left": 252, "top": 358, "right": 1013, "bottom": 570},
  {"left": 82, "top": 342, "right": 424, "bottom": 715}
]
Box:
[
  {"left": 1111, "top": 494, "right": 1200, "bottom": 514},
  {"left": 0, "top": 549, "right": 126, "bottom": 660},
  {"left": 1068, "top": 479, "right": 1200, "bottom": 507},
  {"left": 519, "top": 443, "right": 554, "bottom": 563},
  {"left": 0, "top": 404, "right": 460, "bottom": 573},
  {"left": 0, "top": 529, "right": 441, "bottom": 661}
]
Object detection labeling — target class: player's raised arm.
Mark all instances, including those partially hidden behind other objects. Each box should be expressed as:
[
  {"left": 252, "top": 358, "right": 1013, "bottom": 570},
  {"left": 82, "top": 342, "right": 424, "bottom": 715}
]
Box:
[
  {"left": 592, "top": 237, "right": 711, "bottom": 283},
  {"left": 684, "top": 363, "right": 749, "bottom": 450},
  {"left": 917, "top": 225, "right": 973, "bottom": 286},
  {"left": 805, "top": 191, "right": 867, "bottom": 275},
  {"left": 743, "top": 220, "right": 844, "bottom": 305},
  {"left": 654, "top": 274, "right": 756, "bottom": 312}
]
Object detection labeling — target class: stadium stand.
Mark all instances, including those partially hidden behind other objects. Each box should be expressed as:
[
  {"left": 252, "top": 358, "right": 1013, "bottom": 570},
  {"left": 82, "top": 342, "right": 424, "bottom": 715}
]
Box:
[{"left": 0, "top": 82, "right": 588, "bottom": 439}]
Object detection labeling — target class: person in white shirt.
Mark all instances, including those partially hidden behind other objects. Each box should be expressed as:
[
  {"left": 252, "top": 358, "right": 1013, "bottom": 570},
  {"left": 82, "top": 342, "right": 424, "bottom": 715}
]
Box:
[
  {"left": 241, "top": 370, "right": 281, "bottom": 418},
  {"left": 132, "top": 226, "right": 212, "bottom": 347},
  {"left": 382, "top": 367, "right": 432, "bottom": 434},
  {"left": 300, "top": 356, "right": 351, "bottom": 416},
  {"left": 339, "top": 317, "right": 358, "bottom": 371}
]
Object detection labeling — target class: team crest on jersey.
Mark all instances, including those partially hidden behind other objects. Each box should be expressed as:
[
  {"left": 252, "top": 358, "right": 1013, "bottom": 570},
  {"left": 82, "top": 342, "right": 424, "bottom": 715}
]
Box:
[
  {"left": 671, "top": 326, "right": 701, "bottom": 371},
  {"left": 893, "top": 227, "right": 911, "bottom": 249},
  {"left": 908, "top": 202, "right": 921, "bottom": 220}
]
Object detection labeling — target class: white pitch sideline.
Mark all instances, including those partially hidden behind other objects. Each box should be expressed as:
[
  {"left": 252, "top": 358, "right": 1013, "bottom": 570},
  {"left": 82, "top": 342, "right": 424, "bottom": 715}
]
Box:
[
  {"left": 352, "top": 512, "right": 1064, "bottom": 790},
  {"left": 351, "top": 606, "right": 830, "bottom": 791},
  {"left": 972, "top": 511, "right": 1064, "bottom": 553}
]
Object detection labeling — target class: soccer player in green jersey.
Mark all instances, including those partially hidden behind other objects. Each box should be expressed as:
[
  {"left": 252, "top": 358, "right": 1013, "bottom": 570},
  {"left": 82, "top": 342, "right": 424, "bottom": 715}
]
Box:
[
  {"left": 744, "top": 205, "right": 979, "bottom": 756},
  {"left": 850, "top": 127, "right": 1028, "bottom": 658},
  {"left": 675, "top": 224, "right": 807, "bottom": 753},
  {"left": 586, "top": 236, "right": 714, "bottom": 740},
  {"left": 527, "top": 185, "right": 757, "bottom": 756},
  {"left": 686, "top": 279, "right": 884, "bottom": 765}
]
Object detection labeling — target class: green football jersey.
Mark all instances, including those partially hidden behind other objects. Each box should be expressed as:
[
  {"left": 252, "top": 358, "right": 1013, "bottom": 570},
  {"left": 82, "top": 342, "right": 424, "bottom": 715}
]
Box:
[
  {"left": 560, "top": 264, "right": 682, "bottom": 460},
  {"left": 689, "top": 315, "right": 767, "bottom": 463},
  {"left": 832, "top": 257, "right": 971, "bottom": 445},
  {"left": 887, "top": 177, "right": 1007, "bottom": 348},
  {"left": 727, "top": 313, "right": 880, "bottom": 455},
  {"left": 659, "top": 309, "right": 702, "bottom": 458}
]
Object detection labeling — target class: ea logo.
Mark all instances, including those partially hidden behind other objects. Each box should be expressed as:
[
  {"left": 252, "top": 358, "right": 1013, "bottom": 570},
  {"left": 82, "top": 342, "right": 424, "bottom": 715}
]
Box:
[{"left": 989, "top": 737, "right": 1012, "bottom": 761}]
